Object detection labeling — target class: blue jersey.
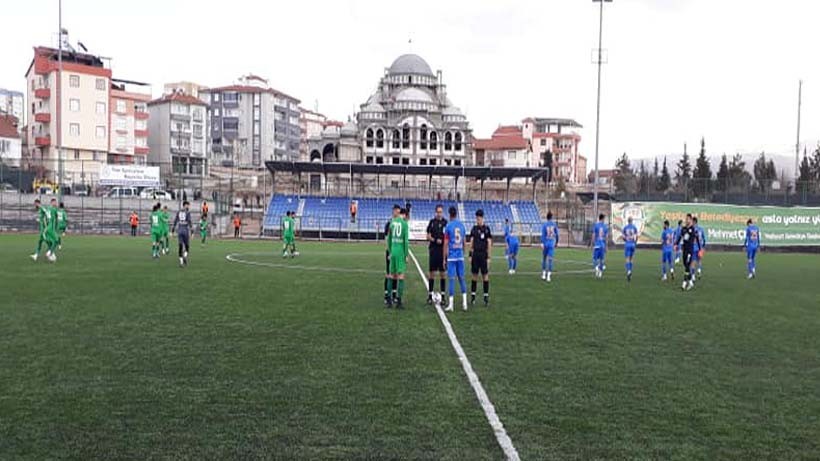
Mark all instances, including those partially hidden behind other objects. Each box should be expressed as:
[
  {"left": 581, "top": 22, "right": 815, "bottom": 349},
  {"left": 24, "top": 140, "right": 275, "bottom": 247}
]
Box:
[
  {"left": 674, "top": 226, "right": 682, "bottom": 245},
  {"left": 622, "top": 223, "right": 638, "bottom": 247},
  {"left": 592, "top": 222, "right": 608, "bottom": 249},
  {"left": 745, "top": 225, "right": 760, "bottom": 249},
  {"left": 661, "top": 228, "right": 676, "bottom": 251},
  {"left": 541, "top": 220, "right": 559, "bottom": 247},
  {"left": 507, "top": 234, "right": 519, "bottom": 248},
  {"left": 504, "top": 224, "right": 512, "bottom": 239},
  {"left": 695, "top": 225, "right": 706, "bottom": 249},
  {"left": 445, "top": 220, "right": 467, "bottom": 261}
]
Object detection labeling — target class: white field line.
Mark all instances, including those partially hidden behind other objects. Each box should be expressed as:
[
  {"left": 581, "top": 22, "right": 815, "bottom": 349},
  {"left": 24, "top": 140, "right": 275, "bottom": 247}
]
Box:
[
  {"left": 408, "top": 249, "right": 520, "bottom": 461},
  {"left": 225, "top": 253, "right": 383, "bottom": 274}
]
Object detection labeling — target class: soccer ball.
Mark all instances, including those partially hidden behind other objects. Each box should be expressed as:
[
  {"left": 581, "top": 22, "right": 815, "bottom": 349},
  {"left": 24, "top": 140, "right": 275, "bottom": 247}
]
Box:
[{"left": 432, "top": 292, "right": 442, "bottom": 306}]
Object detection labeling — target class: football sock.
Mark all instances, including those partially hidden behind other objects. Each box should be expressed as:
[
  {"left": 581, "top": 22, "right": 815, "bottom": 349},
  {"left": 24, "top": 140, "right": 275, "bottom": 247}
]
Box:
[
  {"left": 428, "top": 279, "right": 434, "bottom": 293},
  {"left": 471, "top": 280, "right": 477, "bottom": 296},
  {"left": 384, "top": 278, "right": 389, "bottom": 297},
  {"left": 439, "top": 278, "right": 445, "bottom": 292},
  {"left": 483, "top": 281, "right": 489, "bottom": 299},
  {"left": 398, "top": 279, "right": 405, "bottom": 298}
]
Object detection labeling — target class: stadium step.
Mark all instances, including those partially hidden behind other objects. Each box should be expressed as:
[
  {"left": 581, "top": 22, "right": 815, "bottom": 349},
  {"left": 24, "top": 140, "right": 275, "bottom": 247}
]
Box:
[{"left": 510, "top": 203, "right": 522, "bottom": 225}]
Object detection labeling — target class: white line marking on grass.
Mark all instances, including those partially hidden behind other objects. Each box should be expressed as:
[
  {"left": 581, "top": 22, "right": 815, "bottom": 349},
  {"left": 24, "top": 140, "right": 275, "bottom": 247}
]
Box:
[
  {"left": 408, "top": 249, "right": 520, "bottom": 461},
  {"left": 225, "top": 253, "right": 384, "bottom": 274}
]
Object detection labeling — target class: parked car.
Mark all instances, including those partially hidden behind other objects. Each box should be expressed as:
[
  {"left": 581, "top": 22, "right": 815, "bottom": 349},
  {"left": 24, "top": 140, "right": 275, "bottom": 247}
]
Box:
[
  {"left": 1, "top": 183, "right": 18, "bottom": 193},
  {"left": 107, "top": 187, "right": 139, "bottom": 198},
  {"left": 139, "top": 188, "right": 173, "bottom": 200}
]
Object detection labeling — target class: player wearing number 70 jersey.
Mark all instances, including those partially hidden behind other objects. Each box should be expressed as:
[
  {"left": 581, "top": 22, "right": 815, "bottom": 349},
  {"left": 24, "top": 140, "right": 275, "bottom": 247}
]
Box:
[
  {"left": 282, "top": 211, "right": 298, "bottom": 258},
  {"left": 386, "top": 208, "right": 410, "bottom": 308},
  {"left": 443, "top": 206, "right": 468, "bottom": 312}
]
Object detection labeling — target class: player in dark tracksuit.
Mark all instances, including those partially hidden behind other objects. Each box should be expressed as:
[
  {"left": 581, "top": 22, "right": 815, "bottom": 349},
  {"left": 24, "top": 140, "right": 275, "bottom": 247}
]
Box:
[
  {"left": 172, "top": 200, "right": 193, "bottom": 267},
  {"left": 676, "top": 213, "right": 701, "bottom": 291},
  {"left": 384, "top": 204, "right": 401, "bottom": 305},
  {"left": 468, "top": 209, "right": 493, "bottom": 306},
  {"left": 426, "top": 204, "right": 448, "bottom": 304}
]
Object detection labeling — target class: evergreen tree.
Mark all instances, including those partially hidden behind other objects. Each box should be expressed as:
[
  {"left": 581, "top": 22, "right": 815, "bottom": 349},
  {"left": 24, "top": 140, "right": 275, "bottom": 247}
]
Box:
[
  {"left": 811, "top": 146, "right": 820, "bottom": 181},
  {"left": 613, "top": 152, "right": 637, "bottom": 194},
  {"left": 716, "top": 154, "right": 729, "bottom": 192},
  {"left": 651, "top": 157, "right": 659, "bottom": 192},
  {"left": 637, "top": 161, "right": 650, "bottom": 195},
  {"left": 798, "top": 148, "right": 813, "bottom": 194},
  {"left": 692, "top": 137, "right": 713, "bottom": 196},
  {"left": 657, "top": 156, "right": 671, "bottom": 192},
  {"left": 675, "top": 143, "right": 692, "bottom": 191},
  {"left": 728, "top": 154, "right": 752, "bottom": 190},
  {"left": 753, "top": 152, "right": 777, "bottom": 193}
]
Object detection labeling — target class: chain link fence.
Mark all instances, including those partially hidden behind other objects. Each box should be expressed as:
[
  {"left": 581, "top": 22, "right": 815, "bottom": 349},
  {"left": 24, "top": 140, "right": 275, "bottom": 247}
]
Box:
[{"left": 611, "top": 178, "right": 820, "bottom": 207}]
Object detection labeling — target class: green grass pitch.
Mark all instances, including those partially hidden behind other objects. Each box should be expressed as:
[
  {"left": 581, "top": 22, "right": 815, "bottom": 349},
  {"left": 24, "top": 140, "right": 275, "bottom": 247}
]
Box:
[{"left": 1, "top": 234, "right": 818, "bottom": 460}]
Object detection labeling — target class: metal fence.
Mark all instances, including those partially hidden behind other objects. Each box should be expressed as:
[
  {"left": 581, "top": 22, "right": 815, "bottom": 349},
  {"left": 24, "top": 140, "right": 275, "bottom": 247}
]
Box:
[{"left": 611, "top": 178, "right": 820, "bottom": 207}]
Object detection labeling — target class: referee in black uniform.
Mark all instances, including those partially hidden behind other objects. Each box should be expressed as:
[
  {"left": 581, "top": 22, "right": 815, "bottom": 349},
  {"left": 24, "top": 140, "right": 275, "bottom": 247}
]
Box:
[
  {"left": 426, "top": 204, "right": 448, "bottom": 304},
  {"left": 384, "top": 204, "right": 401, "bottom": 305},
  {"left": 676, "top": 213, "right": 701, "bottom": 291},
  {"left": 468, "top": 209, "right": 493, "bottom": 306}
]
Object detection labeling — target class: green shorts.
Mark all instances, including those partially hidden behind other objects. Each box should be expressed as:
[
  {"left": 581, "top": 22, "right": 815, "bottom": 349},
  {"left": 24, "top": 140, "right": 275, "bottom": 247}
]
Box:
[
  {"left": 58, "top": 226, "right": 67, "bottom": 235},
  {"left": 284, "top": 234, "right": 294, "bottom": 245},
  {"left": 43, "top": 230, "right": 58, "bottom": 245},
  {"left": 389, "top": 254, "right": 407, "bottom": 275},
  {"left": 151, "top": 230, "right": 163, "bottom": 243}
]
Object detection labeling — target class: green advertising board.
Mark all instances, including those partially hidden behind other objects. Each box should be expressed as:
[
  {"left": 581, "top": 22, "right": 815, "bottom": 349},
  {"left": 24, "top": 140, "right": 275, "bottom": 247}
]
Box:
[{"left": 610, "top": 202, "right": 820, "bottom": 246}]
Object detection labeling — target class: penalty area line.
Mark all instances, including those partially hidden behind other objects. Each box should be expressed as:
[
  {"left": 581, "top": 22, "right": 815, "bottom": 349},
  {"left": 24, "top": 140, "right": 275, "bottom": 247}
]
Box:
[{"left": 408, "top": 249, "right": 520, "bottom": 461}]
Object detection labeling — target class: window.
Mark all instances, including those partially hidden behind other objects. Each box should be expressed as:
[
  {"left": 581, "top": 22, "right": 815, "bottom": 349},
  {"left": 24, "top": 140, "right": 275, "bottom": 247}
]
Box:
[
  {"left": 116, "top": 136, "right": 127, "bottom": 149},
  {"left": 69, "top": 123, "right": 80, "bottom": 136},
  {"left": 419, "top": 158, "right": 427, "bottom": 166},
  {"left": 95, "top": 126, "right": 106, "bottom": 139},
  {"left": 135, "top": 120, "right": 147, "bottom": 130},
  {"left": 392, "top": 157, "right": 400, "bottom": 165},
  {"left": 116, "top": 100, "right": 126, "bottom": 114},
  {"left": 96, "top": 102, "right": 106, "bottom": 115},
  {"left": 376, "top": 156, "right": 384, "bottom": 164},
  {"left": 73, "top": 150, "right": 80, "bottom": 160},
  {"left": 69, "top": 99, "right": 80, "bottom": 112},
  {"left": 366, "top": 156, "right": 373, "bottom": 164},
  {"left": 454, "top": 159, "right": 462, "bottom": 166},
  {"left": 96, "top": 78, "right": 106, "bottom": 90},
  {"left": 401, "top": 124, "right": 410, "bottom": 149},
  {"left": 115, "top": 117, "right": 127, "bottom": 131},
  {"left": 213, "top": 108, "right": 220, "bottom": 117},
  {"left": 365, "top": 128, "right": 374, "bottom": 148},
  {"left": 540, "top": 138, "right": 547, "bottom": 146},
  {"left": 0, "top": 140, "right": 8, "bottom": 153},
  {"left": 214, "top": 93, "right": 220, "bottom": 102},
  {"left": 402, "top": 158, "right": 410, "bottom": 165},
  {"left": 430, "top": 131, "right": 438, "bottom": 150},
  {"left": 455, "top": 132, "right": 463, "bottom": 151},
  {"left": 376, "top": 129, "right": 384, "bottom": 148},
  {"left": 430, "top": 158, "right": 437, "bottom": 166},
  {"left": 420, "top": 124, "right": 428, "bottom": 150},
  {"left": 253, "top": 94, "right": 260, "bottom": 105},
  {"left": 223, "top": 119, "right": 238, "bottom": 130},
  {"left": 69, "top": 75, "right": 80, "bottom": 88},
  {"left": 444, "top": 132, "right": 452, "bottom": 151},
  {"left": 136, "top": 137, "right": 147, "bottom": 147},
  {"left": 392, "top": 129, "right": 400, "bottom": 149},
  {"left": 507, "top": 151, "right": 516, "bottom": 160}
]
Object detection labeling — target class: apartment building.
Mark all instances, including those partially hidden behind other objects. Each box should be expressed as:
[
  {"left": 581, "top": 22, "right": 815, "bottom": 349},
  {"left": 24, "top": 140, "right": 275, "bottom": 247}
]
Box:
[
  {"left": 199, "top": 74, "right": 301, "bottom": 168},
  {"left": 147, "top": 91, "right": 209, "bottom": 179},
  {"left": 0, "top": 88, "right": 24, "bottom": 122},
  {"left": 24, "top": 43, "right": 150, "bottom": 184},
  {"left": 0, "top": 114, "right": 22, "bottom": 167},
  {"left": 523, "top": 117, "right": 586, "bottom": 183}
]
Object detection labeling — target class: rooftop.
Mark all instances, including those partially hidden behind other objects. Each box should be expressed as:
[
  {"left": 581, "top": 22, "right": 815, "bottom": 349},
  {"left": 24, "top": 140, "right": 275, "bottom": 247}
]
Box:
[
  {"left": 388, "top": 54, "right": 435, "bottom": 77},
  {"left": 148, "top": 92, "right": 208, "bottom": 107},
  {"left": 0, "top": 114, "right": 20, "bottom": 139}
]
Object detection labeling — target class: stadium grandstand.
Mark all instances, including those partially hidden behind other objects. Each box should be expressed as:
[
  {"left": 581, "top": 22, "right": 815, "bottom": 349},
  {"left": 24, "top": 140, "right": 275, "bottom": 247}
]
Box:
[{"left": 264, "top": 161, "right": 552, "bottom": 240}]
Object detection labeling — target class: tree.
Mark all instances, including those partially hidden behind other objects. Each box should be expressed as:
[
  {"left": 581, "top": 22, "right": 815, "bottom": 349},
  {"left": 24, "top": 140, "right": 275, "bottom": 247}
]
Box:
[
  {"left": 753, "top": 152, "right": 777, "bottom": 193},
  {"left": 811, "top": 146, "right": 820, "bottom": 181},
  {"left": 637, "top": 161, "right": 651, "bottom": 195},
  {"left": 651, "top": 157, "right": 659, "bottom": 192},
  {"left": 675, "top": 143, "right": 692, "bottom": 191},
  {"left": 797, "top": 148, "right": 813, "bottom": 195},
  {"left": 728, "top": 153, "right": 752, "bottom": 191},
  {"left": 613, "top": 152, "right": 637, "bottom": 194},
  {"left": 692, "top": 137, "right": 713, "bottom": 197},
  {"left": 716, "top": 154, "right": 729, "bottom": 192},
  {"left": 657, "top": 156, "right": 671, "bottom": 192}
]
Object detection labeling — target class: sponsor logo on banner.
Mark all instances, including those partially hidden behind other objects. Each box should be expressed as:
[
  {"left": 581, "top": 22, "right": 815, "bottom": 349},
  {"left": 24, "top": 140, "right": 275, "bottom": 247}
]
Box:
[
  {"left": 99, "top": 164, "right": 160, "bottom": 187},
  {"left": 409, "top": 220, "right": 428, "bottom": 241}
]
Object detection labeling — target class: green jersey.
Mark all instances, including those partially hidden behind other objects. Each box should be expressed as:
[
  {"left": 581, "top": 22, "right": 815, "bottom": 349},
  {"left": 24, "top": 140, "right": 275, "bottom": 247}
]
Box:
[
  {"left": 387, "top": 217, "right": 409, "bottom": 258},
  {"left": 199, "top": 219, "right": 208, "bottom": 234},
  {"left": 38, "top": 206, "right": 53, "bottom": 233},
  {"left": 56, "top": 208, "right": 68, "bottom": 230},
  {"left": 160, "top": 211, "right": 170, "bottom": 233},
  {"left": 283, "top": 216, "right": 296, "bottom": 238},
  {"left": 150, "top": 210, "right": 164, "bottom": 233}
]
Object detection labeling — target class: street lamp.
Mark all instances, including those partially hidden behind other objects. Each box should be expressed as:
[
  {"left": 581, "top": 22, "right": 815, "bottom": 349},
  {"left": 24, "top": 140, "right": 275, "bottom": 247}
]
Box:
[{"left": 592, "top": 0, "right": 612, "bottom": 222}]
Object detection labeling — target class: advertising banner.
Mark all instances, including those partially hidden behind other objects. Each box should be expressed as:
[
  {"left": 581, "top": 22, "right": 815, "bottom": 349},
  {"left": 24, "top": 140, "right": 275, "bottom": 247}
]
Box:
[
  {"left": 99, "top": 165, "right": 160, "bottom": 187},
  {"left": 610, "top": 202, "right": 820, "bottom": 246}
]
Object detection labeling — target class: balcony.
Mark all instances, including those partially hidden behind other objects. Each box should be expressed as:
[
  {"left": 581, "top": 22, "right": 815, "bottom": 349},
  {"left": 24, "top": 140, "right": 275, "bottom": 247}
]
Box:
[
  {"left": 34, "top": 112, "right": 51, "bottom": 123},
  {"left": 134, "top": 146, "right": 149, "bottom": 155},
  {"left": 134, "top": 129, "right": 149, "bottom": 138},
  {"left": 34, "top": 88, "right": 51, "bottom": 99},
  {"left": 35, "top": 136, "right": 51, "bottom": 146},
  {"left": 134, "top": 111, "right": 149, "bottom": 120},
  {"left": 171, "top": 145, "right": 191, "bottom": 154},
  {"left": 170, "top": 112, "right": 190, "bottom": 122}
]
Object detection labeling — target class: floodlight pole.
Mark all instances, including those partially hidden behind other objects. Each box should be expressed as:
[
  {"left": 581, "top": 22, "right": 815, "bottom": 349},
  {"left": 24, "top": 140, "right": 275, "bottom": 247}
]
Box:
[
  {"left": 57, "top": 0, "right": 64, "bottom": 201},
  {"left": 795, "top": 80, "right": 802, "bottom": 182},
  {"left": 591, "top": 0, "right": 611, "bottom": 221}
]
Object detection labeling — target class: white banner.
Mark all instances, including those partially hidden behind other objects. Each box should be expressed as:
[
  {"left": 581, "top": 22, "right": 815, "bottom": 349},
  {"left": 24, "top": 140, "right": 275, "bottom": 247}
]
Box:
[
  {"left": 409, "top": 220, "right": 428, "bottom": 241},
  {"left": 99, "top": 164, "right": 160, "bottom": 187}
]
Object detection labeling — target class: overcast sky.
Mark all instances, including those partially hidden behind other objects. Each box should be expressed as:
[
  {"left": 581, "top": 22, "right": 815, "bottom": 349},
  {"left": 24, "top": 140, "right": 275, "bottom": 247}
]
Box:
[{"left": 2, "top": 0, "right": 819, "bottom": 170}]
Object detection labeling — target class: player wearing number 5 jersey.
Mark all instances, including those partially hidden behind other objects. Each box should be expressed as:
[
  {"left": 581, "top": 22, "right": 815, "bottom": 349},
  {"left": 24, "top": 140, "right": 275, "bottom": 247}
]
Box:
[
  {"left": 592, "top": 214, "right": 609, "bottom": 278},
  {"left": 540, "top": 212, "right": 559, "bottom": 282},
  {"left": 386, "top": 208, "right": 410, "bottom": 308},
  {"left": 660, "top": 220, "right": 676, "bottom": 281},
  {"left": 621, "top": 216, "right": 639, "bottom": 282},
  {"left": 443, "top": 206, "right": 468, "bottom": 312}
]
